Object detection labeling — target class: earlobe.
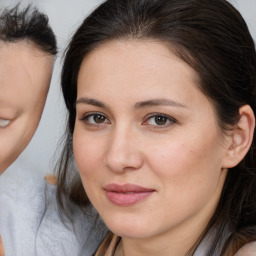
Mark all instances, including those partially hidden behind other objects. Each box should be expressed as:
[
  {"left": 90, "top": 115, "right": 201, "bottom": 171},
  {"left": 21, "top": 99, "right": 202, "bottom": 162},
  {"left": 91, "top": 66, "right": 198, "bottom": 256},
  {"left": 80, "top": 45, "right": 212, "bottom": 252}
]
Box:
[{"left": 222, "top": 105, "right": 255, "bottom": 169}]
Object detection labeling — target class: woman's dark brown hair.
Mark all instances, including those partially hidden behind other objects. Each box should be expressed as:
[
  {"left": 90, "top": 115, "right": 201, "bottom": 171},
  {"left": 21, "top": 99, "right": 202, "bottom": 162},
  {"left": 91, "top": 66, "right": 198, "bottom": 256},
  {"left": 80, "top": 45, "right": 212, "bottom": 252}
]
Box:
[
  {"left": 0, "top": 4, "right": 57, "bottom": 55},
  {"left": 57, "top": 0, "right": 256, "bottom": 255}
]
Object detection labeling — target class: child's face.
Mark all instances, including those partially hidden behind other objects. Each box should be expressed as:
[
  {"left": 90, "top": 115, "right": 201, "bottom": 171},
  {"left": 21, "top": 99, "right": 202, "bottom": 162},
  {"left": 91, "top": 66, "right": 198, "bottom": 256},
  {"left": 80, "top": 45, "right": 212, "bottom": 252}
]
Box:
[
  {"left": 0, "top": 41, "right": 54, "bottom": 173},
  {"left": 73, "top": 39, "right": 231, "bottom": 242}
]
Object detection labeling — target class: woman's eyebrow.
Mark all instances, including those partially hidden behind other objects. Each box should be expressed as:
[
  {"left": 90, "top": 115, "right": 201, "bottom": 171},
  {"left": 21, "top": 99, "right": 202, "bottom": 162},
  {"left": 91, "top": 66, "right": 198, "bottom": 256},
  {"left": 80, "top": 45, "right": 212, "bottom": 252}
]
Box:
[
  {"left": 75, "top": 97, "right": 188, "bottom": 109},
  {"left": 134, "top": 98, "right": 188, "bottom": 109},
  {"left": 75, "top": 97, "right": 106, "bottom": 108}
]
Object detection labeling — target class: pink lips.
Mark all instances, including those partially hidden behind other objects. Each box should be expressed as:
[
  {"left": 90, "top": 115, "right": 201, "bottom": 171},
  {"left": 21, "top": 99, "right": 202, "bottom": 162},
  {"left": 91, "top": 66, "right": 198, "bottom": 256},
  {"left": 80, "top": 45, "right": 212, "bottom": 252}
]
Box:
[{"left": 104, "top": 184, "right": 155, "bottom": 206}]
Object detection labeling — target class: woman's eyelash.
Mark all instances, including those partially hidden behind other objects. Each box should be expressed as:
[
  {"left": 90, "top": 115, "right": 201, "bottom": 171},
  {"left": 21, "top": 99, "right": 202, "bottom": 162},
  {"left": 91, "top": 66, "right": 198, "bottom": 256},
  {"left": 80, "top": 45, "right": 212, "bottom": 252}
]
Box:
[
  {"left": 143, "top": 113, "right": 177, "bottom": 127},
  {"left": 79, "top": 112, "right": 176, "bottom": 129},
  {"left": 80, "top": 112, "right": 110, "bottom": 125}
]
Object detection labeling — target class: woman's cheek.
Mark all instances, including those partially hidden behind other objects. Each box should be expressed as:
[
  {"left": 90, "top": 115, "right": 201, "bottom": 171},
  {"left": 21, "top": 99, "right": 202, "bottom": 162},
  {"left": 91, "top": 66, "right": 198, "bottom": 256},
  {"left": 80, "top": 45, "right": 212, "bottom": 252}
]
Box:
[{"left": 73, "top": 132, "right": 104, "bottom": 175}]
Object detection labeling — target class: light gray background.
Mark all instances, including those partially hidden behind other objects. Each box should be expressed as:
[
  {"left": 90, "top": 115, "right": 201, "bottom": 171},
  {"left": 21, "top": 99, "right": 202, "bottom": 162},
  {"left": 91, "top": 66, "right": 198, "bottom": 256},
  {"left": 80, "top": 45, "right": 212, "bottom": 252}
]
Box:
[{"left": 2, "top": 0, "right": 256, "bottom": 175}]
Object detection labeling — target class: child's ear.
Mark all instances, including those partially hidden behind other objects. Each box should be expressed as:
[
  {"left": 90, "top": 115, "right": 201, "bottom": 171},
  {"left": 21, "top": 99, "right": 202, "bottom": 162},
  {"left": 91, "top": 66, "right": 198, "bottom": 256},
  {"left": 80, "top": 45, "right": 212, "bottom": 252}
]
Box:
[{"left": 222, "top": 105, "right": 255, "bottom": 169}]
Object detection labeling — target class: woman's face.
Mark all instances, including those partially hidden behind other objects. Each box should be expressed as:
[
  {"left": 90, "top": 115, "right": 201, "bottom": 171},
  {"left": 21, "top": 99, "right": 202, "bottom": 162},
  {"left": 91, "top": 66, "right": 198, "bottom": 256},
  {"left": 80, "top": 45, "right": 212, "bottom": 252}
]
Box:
[
  {"left": 74, "top": 40, "right": 230, "bottom": 241},
  {"left": 0, "top": 41, "right": 53, "bottom": 173}
]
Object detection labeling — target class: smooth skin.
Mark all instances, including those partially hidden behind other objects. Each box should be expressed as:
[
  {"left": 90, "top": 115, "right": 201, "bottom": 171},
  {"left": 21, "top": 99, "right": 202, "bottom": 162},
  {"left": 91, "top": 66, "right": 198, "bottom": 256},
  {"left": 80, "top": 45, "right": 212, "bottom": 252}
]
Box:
[
  {"left": 0, "top": 41, "right": 54, "bottom": 173},
  {"left": 73, "top": 40, "right": 254, "bottom": 256}
]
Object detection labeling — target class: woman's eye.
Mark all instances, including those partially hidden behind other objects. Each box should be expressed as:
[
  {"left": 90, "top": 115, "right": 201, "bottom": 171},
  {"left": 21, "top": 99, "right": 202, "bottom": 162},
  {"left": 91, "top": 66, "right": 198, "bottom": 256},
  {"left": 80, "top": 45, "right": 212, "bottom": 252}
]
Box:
[
  {"left": 81, "top": 113, "right": 109, "bottom": 125},
  {"left": 152, "top": 116, "right": 168, "bottom": 125},
  {"left": 144, "top": 114, "right": 176, "bottom": 127}
]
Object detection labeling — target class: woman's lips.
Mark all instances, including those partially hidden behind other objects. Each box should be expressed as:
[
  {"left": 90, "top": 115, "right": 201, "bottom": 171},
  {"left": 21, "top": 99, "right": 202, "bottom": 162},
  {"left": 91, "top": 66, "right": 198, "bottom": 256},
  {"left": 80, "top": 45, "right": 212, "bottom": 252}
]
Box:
[{"left": 104, "top": 184, "right": 155, "bottom": 206}]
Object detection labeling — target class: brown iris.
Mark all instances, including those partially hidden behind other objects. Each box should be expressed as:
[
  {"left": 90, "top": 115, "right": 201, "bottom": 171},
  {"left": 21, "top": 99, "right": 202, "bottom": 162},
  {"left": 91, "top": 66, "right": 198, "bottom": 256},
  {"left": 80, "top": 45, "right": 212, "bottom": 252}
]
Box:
[
  {"left": 94, "top": 114, "right": 106, "bottom": 123},
  {"left": 155, "top": 116, "right": 168, "bottom": 125}
]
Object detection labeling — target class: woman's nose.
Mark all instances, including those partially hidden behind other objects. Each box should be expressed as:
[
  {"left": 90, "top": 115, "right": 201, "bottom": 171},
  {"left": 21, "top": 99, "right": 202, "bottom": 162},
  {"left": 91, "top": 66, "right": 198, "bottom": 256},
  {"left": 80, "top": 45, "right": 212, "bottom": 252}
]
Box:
[{"left": 104, "top": 128, "right": 143, "bottom": 173}]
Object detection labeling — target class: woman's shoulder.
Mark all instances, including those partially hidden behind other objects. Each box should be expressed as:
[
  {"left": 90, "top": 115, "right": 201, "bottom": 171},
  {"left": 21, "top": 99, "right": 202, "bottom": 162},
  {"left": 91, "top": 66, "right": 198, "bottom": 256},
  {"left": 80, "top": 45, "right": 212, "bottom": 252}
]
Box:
[
  {"left": 0, "top": 168, "right": 107, "bottom": 255},
  {"left": 235, "top": 242, "right": 256, "bottom": 256},
  {"left": 36, "top": 179, "right": 107, "bottom": 256},
  {"left": 0, "top": 167, "right": 53, "bottom": 255},
  {"left": 0, "top": 167, "right": 48, "bottom": 213}
]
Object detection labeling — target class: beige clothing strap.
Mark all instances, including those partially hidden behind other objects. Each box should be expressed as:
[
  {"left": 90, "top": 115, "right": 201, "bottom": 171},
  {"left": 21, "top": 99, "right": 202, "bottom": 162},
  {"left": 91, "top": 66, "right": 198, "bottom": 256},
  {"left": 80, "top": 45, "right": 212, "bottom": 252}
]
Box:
[{"left": 95, "top": 233, "right": 120, "bottom": 256}]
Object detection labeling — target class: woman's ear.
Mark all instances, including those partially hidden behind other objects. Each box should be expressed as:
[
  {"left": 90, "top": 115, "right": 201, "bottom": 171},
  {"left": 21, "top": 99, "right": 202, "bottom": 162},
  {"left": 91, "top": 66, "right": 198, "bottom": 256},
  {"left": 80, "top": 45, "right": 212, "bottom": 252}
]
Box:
[{"left": 222, "top": 105, "right": 255, "bottom": 169}]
